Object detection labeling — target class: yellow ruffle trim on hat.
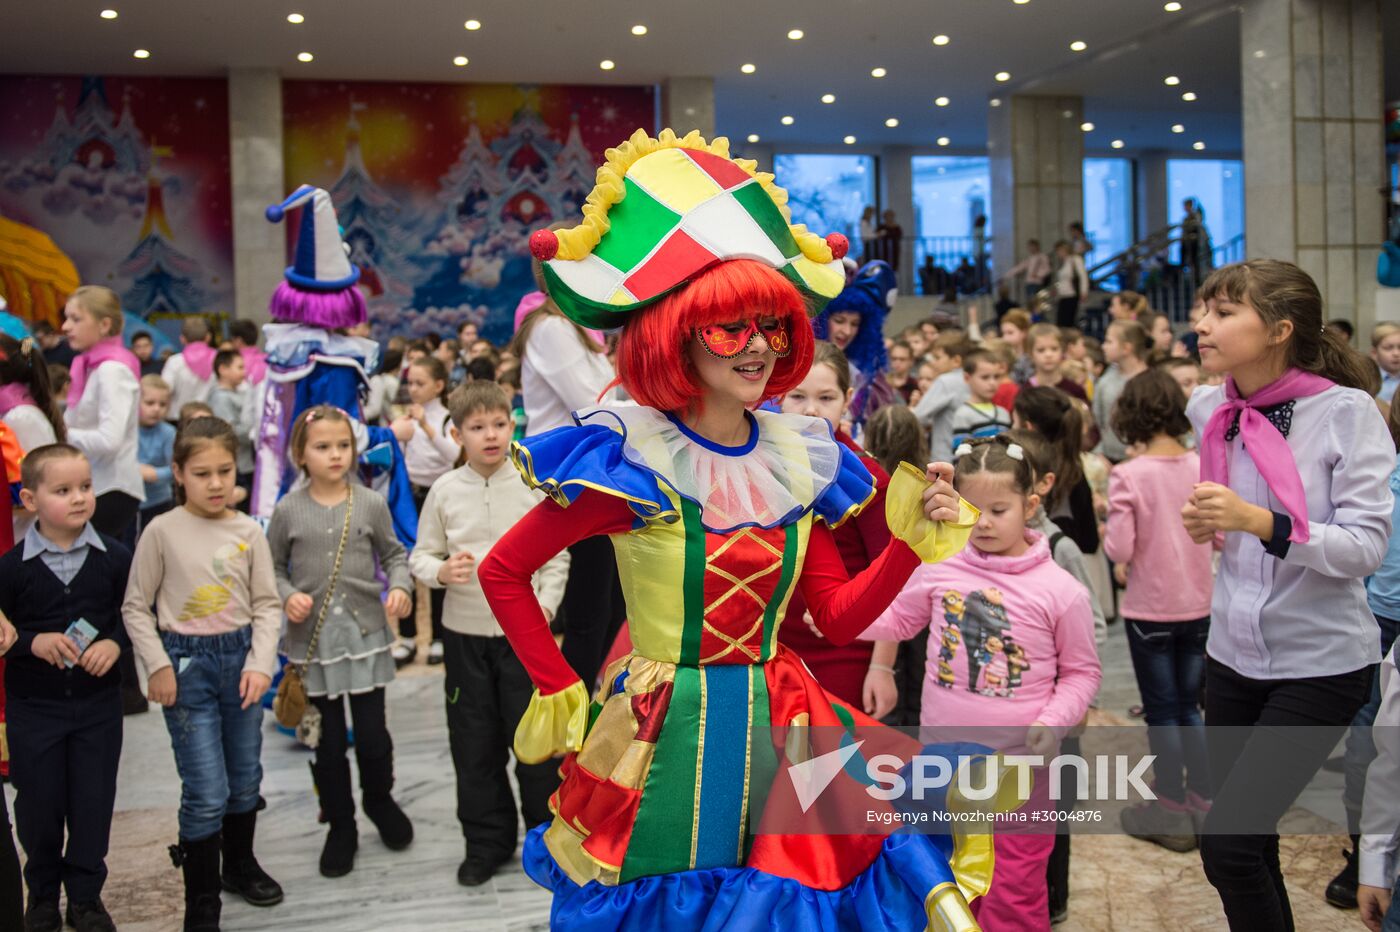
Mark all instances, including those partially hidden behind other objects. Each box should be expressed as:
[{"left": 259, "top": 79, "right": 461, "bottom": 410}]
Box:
[
  {"left": 514, "top": 681, "right": 591, "bottom": 765},
  {"left": 884, "top": 463, "right": 980, "bottom": 564},
  {"left": 553, "top": 128, "right": 834, "bottom": 267}
]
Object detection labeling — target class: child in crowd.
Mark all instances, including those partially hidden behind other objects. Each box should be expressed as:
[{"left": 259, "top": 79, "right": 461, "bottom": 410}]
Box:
[
  {"left": 901, "top": 324, "right": 928, "bottom": 359},
  {"left": 0, "top": 445, "right": 131, "bottom": 932},
  {"left": 122, "top": 417, "right": 283, "bottom": 930},
  {"left": 1025, "top": 323, "right": 1088, "bottom": 401},
  {"left": 268, "top": 406, "right": 415, "bottom": 878},
  {"left": 913, "top": 331, "right": 975, "bottom": 462},
  {"left": 951, "top": 349, "right": 1012, "bottom": 450},
  {"left": 1143, "top": 311, "right": 1175, "bottom": 356},
  {"left": 161, "top": 318, "right": 216, "bottom": 424},
  {"left": 1103, "top": 368, "right": 1214, "bottom": 850},
  {"left": 779, "top": 343, "right": 899, "bottom": 715},
  {"left": 497, "top": 365, "right": 527, "bottom": 442},
  {"left": 1160, "top": 356, "right": 1203, "bottom": 402},
  {"left": 227, "top": 320, "right": 266, "bottom": 387},
  {"left": 1013, "top": 386, "right": 1099, "bottom": 558},
  {"left": 364, "top": 347, "right": 403, "bottom": 427},
  {"left": 177, "top": 401, "right": 214, "bottom": 430},
  {"left": 130, "top": 331, "right": 163, "bottom": 377},
  {"left": 391, "top": 356, "right": 461, "bottom": 666},
  {"left": 46, "top": 366, "right": 70, "bottom": 410},
  {"left": 207, "top": 350, "right": 255, "bottom": 508},
  {"left": 910, "top": 357, "right": 938, "bottom": 407},
  {"left": 863, "top": 436, "right": 1100, "bottom": 930},
  {"left": 999, "top": 308, "right": 1033, "bottom": 385},
  {"left": 886, "top": 339, "right": 917, "bottom": 404},
  {"left": 1372, "top": 321, "right": 1400, "bottom": 403},
  {"left": 409, "top": 382, "right": 569, "bottom": 886},
  {"left": 1092, "top": 320, "right": 1151, "bottom": 464},
  {"left": 0, "top": 609, "right": 16, "bottom": 930},
  {"left": 1108, "top": 290, "right": 1148, "bottom": 322},
  {"left": 436, "top": 338, "right": 464, "bottom": 385},
  {"left": 0, "top": 333, "right": 64, "bottom": 457},
  {"left": 1083, "top": 340, "right": 1106, "bottom": 382},
  {"left": 137, "top": 375, "right": 177, "bottom": 531},
  {"left": 456, "top": 319, "right": 479, "bottom": 348},
  {"left": 1185, "top": 260, "right": 1393, "bottom": 927}
]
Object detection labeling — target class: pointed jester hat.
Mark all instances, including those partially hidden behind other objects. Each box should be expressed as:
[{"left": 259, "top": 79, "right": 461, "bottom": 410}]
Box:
[{"left": 528, "top": 129, "right": 849, "bottom": 330}]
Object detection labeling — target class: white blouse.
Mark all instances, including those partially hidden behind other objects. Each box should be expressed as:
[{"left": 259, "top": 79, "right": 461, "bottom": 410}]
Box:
[
  {"left": 3, "top": 404, "right": 57, "bottom": 454},
  {"left": 521, "top": 315, "right": 616, "bottom": 437},
  {"left": 64, "top": 361, "right": 145, "bottom": 502},
  {"left": 1187, "top": 383, "right": 1394, "bottom": 679}
]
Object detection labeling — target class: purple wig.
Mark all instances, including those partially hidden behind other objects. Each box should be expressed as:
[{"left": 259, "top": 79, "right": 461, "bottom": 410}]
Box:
[{"left": 268, "top": 280, "right": 367, "bottom": 328}]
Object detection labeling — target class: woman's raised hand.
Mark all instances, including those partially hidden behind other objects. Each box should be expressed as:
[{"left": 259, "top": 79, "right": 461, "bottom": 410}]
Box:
[{"left": 922, "top": 462, "right": 959, "bottom": 523}]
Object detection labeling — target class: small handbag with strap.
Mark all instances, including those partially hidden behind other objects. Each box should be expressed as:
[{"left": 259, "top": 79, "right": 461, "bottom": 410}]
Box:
[{"left": 273, "top": 486, "right": 354, "bottom": 730}]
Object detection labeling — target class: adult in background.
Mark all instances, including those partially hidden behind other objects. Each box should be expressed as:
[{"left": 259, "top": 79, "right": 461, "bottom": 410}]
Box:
[
  {"left": 1180, "top": 198, "right": 1215, "bottom": 284},
  {"left": 1052, "top": 240, "right": 1089, "bottom": 329}
]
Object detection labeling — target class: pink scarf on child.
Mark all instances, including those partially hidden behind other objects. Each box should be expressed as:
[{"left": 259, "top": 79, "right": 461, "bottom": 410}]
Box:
[
  {"left": 183, "top": 341, "right": 218, "bottom": 381},
  {"left": 68, "top": 336, "right": 141, "bottom": 408},
  {"left": 0, "top": 382, "right": 34, "bottom": 418},
  {"left": 1198, "top": 368, "right": 1335, "bottom": 544},
  {"left": 240, "top": 346, "right": 267, "bottom": 384}
]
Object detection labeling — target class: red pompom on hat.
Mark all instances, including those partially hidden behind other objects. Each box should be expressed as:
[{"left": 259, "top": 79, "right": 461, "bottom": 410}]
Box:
[
  {"left": 529, "top": 228, "right": 559, "bottom": 261},
  {"left": 826, "top": 233, "right": 849, "bottom": 260}
]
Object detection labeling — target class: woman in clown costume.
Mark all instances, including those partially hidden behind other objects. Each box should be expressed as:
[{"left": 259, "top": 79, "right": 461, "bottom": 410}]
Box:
[
  {"left": 813, "top": 259, "right": 899, "bottom": 435},
  {"left": 478, "top": 130, "right": 990, "bottom": 931}
]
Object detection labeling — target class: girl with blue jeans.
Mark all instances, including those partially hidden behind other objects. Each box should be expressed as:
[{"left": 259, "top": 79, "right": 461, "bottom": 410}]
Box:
[{"left": 122, "top": 417, "right": 284, "bottom": 931}]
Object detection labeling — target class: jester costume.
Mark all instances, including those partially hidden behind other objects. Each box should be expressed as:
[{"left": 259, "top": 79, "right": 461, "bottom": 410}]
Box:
[
  {"left": 813, "top": 260, "right": 898, "bottom": 433},
  {"left": 478, "top": 130, "right": 989, "bottom": 930}
]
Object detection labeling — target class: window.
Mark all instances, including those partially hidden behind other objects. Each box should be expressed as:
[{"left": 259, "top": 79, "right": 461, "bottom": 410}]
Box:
[
  {"left": 772, "top": 154, "right": 877, "bottom": 257},
  {"left": 1167, "top": 159, "right": 1245, "bottom": 265},
  {"left": 1082, "top": 158, "right": 1133, "bottom": 270},
  {"left": 911, "top": 156, "right": 990, "bottom": 292}
]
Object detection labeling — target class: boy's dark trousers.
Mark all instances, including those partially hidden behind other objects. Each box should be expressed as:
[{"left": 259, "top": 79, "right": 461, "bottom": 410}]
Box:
[
  {"left": 7, "top": 690, "right": 122, "bottom": 904},
  {"left": 444, "top": 631, "right": 560, "bottom": 866}
]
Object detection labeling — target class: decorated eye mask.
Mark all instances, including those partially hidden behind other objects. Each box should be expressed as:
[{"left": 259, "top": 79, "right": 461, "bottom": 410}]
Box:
[{"left": 696, "top": 317, "right": 792, "bottom": 359}]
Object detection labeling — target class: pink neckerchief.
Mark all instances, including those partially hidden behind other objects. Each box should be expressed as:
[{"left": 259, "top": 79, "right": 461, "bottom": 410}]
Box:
[
  {"left": 68, "top": 336, "right": 141, "bottom": 407},
  {"left": 183, "top": 341, "right": 218, "bottom": 381},
  {"left": 0, "top": 382, "right": 34, "bottom": 418},
  {"left": 1199, "top": 368, "right": 1335, "bottom": 544},
  {"left": 240, "top": 346, "right": 267, "bottom": 384}
]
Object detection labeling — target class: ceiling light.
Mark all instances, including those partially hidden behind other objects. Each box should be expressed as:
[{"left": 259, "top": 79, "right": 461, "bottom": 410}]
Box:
[
  {"left": 937, "top": 136, "right": 950, "bottom": 146},
  {"left": 935, "top": 96, "right": 950, "bottom": 107},
  {"left": 1171, "top": 123, "right": 1185, "bottom": 133},
  {"left": 1164, "top": 1, "right": 1183, "bottom": 10},
  {"left": 1193, "top": 140, "right": 1206, "bottom": 150},
  {"left": 885, "top": 118, "right": 899, "bottom": 127},
  {"left": 787, "top": 28, "right": 804, "bottom": 40},
  {"left": 100, "top": 9, "right": 118, "bottom": 19},
  {"left": 297, "top": 51, "right": 314, "bottom": 62},
  {"left": 740, "top": 63, "right": 756, "bottom": 74},
  {"left": 781, "top": 115, "right": 794, "bottom": 125},
  {"left": 747, "top": 134, "right": 760, "bottom": 143},
  {"left": 994, "top": 71, "right": 1011, "bottom": 82},
  {"left": 1182, "top": 91, "right": 1198, "bottom": 101},
  {"left": 1080, "top": 122, "right": 1095, "bottom": 132},
  {"left": 1062, "top": 109, "right": 1074, "bottom": 118},
  {"left": 990, "top": 98, "right": 1002, "bottom": 107},
  {"left": 821, "top": 93, "right": 835, "bottom": 103},
  {"left": 1111, "top": 139, "right": 1125, "bottom": 149},
  {"left": 599, "top": 59, "right": 615, "bottom": 70},
  {"left": 871, "top": 67, "right": 887, "bottom": 78},
  {"left": 1070, "top": 40, "right": 1087, "bottom": 51},
  {"left": 1014, "top": 0, "right": 1030, "bottom": 4},
  {"left": 932, "top": 34, "right": 950, "bottom": 46},
  {"left": 844, "top": 135, "right": 857, "bottom": 145},
  {"left": 631, "top": 24, "right": 647, "bottom": 35},
  {"left": 132, "top": 48, "right": 150, "bottom": 59},
  {"left": 1164, "top": 75, "right": 1180, "bottom": 86},
  {"left": 453, "top": 56, "right": 469, "bottom": 66},
  {"left": 464, "top": 19, "right": 481, "bottom": 30},
  {"left": 286, "top": 12, "right": 303, "bottom": 23}
]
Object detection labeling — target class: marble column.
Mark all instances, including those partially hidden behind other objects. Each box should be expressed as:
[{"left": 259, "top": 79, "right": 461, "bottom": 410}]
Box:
[
  {"left": 1241, "top": 0, "right": 1385, "bottom": 331},
  {"left": 228, "top": 68, "right": 285, "bottom": 327},
  {"left": 881, "top": 145, "right": 915, "bottom": 293},
  {"left": 1135, "top": 150, "right": 1171, "bottom": 242},
  {"left": 661, "top": 77, "right": 714, "bottom": 140},
  {"left": 989, "top": 95, "right": 1085, "bottom": 285}
]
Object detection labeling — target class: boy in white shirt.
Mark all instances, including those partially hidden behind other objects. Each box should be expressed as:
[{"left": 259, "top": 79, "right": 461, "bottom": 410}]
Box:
[
  {"left": 160, "top": 318, "right": 216, "bottom": 424},
  {"left": 409, "top": 381, "right": 569, "bottom": 888}
]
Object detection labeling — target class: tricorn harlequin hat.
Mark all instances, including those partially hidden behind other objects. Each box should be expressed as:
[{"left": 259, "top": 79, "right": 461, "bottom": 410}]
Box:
[{"left": 528, "top": 129, "right": 849, "bottom": 330}]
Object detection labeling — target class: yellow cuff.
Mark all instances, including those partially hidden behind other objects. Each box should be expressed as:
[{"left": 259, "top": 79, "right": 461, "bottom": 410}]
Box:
[
  {"left": 513, "top": 682, "right": 590, "bottom": 764},
  {"left": 885, "top": 462, "right": 979, "bottom": 563}
]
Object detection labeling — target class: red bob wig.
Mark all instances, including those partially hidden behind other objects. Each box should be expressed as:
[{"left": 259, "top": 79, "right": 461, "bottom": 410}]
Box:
[{"left": 613, "top": 259, "right": 815, "bottom": 412}]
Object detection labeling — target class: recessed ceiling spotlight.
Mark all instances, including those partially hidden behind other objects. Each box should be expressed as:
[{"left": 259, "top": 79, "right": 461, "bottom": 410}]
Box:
[
  {"left": 132, "top": 48, "right": 150, "bottom": 59},
  {"left": 990, "top": 98, "right": 1002, "bottom": 107},
  {"left": 1193, "top": 140, "right": 1206, "bottom": 150},
  {"left": 286, "top": 12, "right": 304, "bottom": 23},
  {"left": 994, "top": 71, "right": 1011, "bottom": 82},
  {"left": 844, "top": 135, "right": 857, "bottom": 145},
  {"left": 937, "top": 136, "right": 950, "bottom": 146},
  {"left": 1181, "top": 91, "right": 1198, "bottom": 101},
  {"left": 464, "top": 19, "right": 481, "bottom": 30},
  {"left": 1111, "top": 139, "right": 1125, "bottom": 149},
  {"left": 599, "top": 59, "right": 615, "bottom": 70},
  {"left": 1070, "top": 40, "right": 1087, "bottom": 51},
  {"left": 781, "top": 115, "right": 794, "bottom": 125},
  {"left": 747, "top": 134, "right": 760, "bottom": 143},
  {"left": 1164, "top": 1, "right": 1183, "bottom": 10},
  {"left": 1171, "top": 123, "right": 1185, "bottom": 133},
  {"left": 297, "top": 51, "right": 314, "bottom": 62},
  {"left": 1062, "top": 109, "right": 1074, "bottom": 118},
  {"left": 871, "top": 67, "right": 887, "bottom": 78},
  {"left": 453, "top": 56, "right": 469, "bottom": 66},
  {"left": 935, "top": 96, "right": 949, "bottom": 107},
  {"left": 1080, "top": 122, "right": 1095, "bottom": 132},
  {"left": 1164, "top": 75, "right": 1180, "bottom": 86},
  {"left": 932, "top": 34, "right": 950, "bottom": 46},
  {"left": 100, "top": 9, "right": 118, "bottom": 19},
  {"left": 787, "top": 28, "right": 804, "bottom": 40},
  {"left": 1014, "top": 0, "right": 1030, "bottom": 4},
  {"left": 631, "top": 24, "right": 647, "bottom": 36},
  {"left": 885, "top": 118, "right": 899, "bottom": 127},
  {"left": 821, "top": 93, "right": 835, "bottom": 103},
  {"left": 740, "top": 63, "right": 756, "bottom": 74}
]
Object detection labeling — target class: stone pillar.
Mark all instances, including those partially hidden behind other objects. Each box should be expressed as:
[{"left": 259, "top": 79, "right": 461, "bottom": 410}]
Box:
[
  {"left": 988, "top": 95, "right": 1085, "bottom": 287},
  {"left": 661, "top": 77, "right": 714, "bottom": 140},
  {"left": 228, "top": 69, "right": 285, "bottom": 327},
  {"left": 1241, "top": 0, "right": 1385, "bottom": 331},
  {"left": 881, "top": 145, "right": 915, "bottom": 293},
  {"left": 1136, "top": 150, "right": 1171, "bottom": 242}
]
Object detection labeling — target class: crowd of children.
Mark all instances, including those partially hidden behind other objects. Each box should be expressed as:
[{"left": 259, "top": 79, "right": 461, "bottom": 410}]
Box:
[{"left": 0, "top": 255, "right": 1399, "bottom": 931}]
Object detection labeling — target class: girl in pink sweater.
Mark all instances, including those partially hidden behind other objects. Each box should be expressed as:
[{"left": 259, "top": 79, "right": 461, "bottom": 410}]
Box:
[
  {"left": 864, "top": 435, "right": 1100, "bottom": 932},
  {"left": 1104, "top": 367, "right": 1215, "bottom": 850}
]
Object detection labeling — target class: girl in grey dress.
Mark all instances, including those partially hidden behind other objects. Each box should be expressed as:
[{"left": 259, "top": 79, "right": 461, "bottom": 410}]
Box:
[{"left": 267, "top": 405, "right": 415, "bottom": 878}]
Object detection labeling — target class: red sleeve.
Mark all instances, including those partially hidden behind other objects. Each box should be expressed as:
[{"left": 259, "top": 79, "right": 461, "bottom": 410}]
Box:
[
  {"left": 993, "top": 381, "right": 1019, "bottom": 413},
  {"left": 852, "top": 466, "right": 892, "bottom": 562},
  {"left": 478, "top": 490, "right": 635, "bottom": 694},
  {"left": 799, "top": 523, "right": 920, "bottom": 647}
]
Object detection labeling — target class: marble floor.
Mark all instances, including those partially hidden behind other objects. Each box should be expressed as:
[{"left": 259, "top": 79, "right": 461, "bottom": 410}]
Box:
[{"left": 6, "top": 619, "right": 1364, "bottom": 931}]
